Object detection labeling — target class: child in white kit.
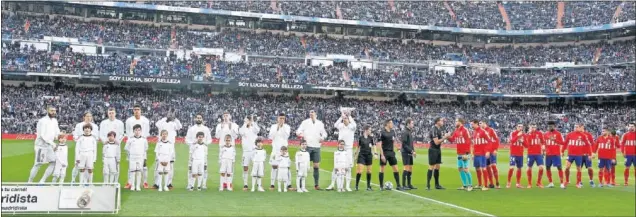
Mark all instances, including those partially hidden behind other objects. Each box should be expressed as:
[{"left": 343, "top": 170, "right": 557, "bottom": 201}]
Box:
[
  {"left": 219, "top": 135, "right": 236, "bottom": 191},
  {"left": 334, "top": 140, "right": 349, "bottom": 192},
  {"left": 189, "top": 132, "right": 208, "bottom": 191},
  {"left": 102, "top": 131, "right": 121, "bottom": 184},
  {"left": 276, "top": 146, "right": 291, "bottom": 192},
  {"left": 295, "top": 140, "right": 310, "bottom": 193},
  {"left": 251, "top": 138, "right": 267, "bottom": 192},
  {"left": 125, "top": 124, "right": 148, "bottom": 191},
  {"left": 75, "top": 124, "right": 97, "bottom": 185},
  {"left": 155, "top": 130, "right": 175, "bottom": 192},
  {"left": 51, "top": 133, "right": 68, "bottom": 184}
]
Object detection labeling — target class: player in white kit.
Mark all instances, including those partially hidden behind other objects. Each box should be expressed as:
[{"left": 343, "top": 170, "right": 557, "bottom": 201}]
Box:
[
  {"left": 99, "top": 108, "right": 125, "bottom": 185},
  {"left": 75, "top": 124, "right": 98, "bottom": 185},
  {"left": 276, "top": 146, "right": 292, "bottom": 192},
  {"left": 268, "top": 113, "right": 291, "bottom": 190},
  {"left": 154, "top": 114, "right": 182, "bottom": 189},
  {"left": 71, "top": 112, "right": 99, "bottom": 185},
  {"left": 125, "top": 124, "right": 148, "bottom": 191},
  {"left": 239, "top": 115, "right": 260, "bottom": 191},
  {"left": 327, "top": 114, "right": 357, "bottom": 191},
  {"left": 334, "top": 141, "right": 349, "bottom": 192},
  {"left": 295, "top": 141, "right": 311, "bottom": 193},
  {"left": 28, "top": 106, "right": 60, "bottom": 184},
  {"left": 215, "top": 111, "right": 239, "bottom": 190},
  {"left": 185, "top": 114, "right": 212, "bottom": 190},
  {"left": 219, "top": 135, "right": 236, "bottom": 191},
  {"left": 189, "top": 132, "right": 208, "bottom": 191},
  {"left": 155, "top": 130, "right": 175, "bottom": 192},
  {"left": 251, "top": 138, "right": 267, "bottom": 192},
  {"left": 102, "top": 132, "right": 121, "bottom": 184},
  {"left": 51, "top": 133, "right": 68, "bottom": 185},
  {"left": 125, "top": 105, "right": 150, "bottom": 189}
]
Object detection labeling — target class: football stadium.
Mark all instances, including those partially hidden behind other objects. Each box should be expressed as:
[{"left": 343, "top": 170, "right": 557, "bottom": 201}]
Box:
[{"left": 1, "top": 1, "right": 635, "bottom": 216}]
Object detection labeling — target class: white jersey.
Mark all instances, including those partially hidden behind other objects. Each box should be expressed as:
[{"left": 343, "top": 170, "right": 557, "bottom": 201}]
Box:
[
  {"left": 99, "top": 118, "right": 125, "bottom": 143},
  {"left": 55, "top": 144, "right": 69, "bottom": 166},
  {"left": 155, "top": 140, "right": 175, "bottom": 163},
  {"left": 253, "top": 149, "right": 267, "bottom": 162},
  {"left": 73, "top": 122, "right": 100, "bottom": 141},
  {"left": 334, "top": 150, "right": 348, "bottom": 169},
  {"left": 335, "top": 117, "right": 357, "bottom": 149},
  {"left": 185, "top": 124, "right": 212, "bottom": 146},
  {"left": 35, "top": 116, "right": 60, "bottom": 147},
  {"left": 125, "top": 116, "right": 151, "bottom": 138},
  {"left": 295, "top": 150, "right": 310, "bottom": 176},
  {"left": 156, "top": 118, "right": 183, "bottom": 144},
  {"left": 215, "top": 121, "right": 239, "bottom": 146},
  {"left": 239, "top": 123, "right": 260, "bottom": 152},
  {"left": 102, "top": 142, "right": 121, "bottom": 162},
  {"left": 277, "top": 155, "right": 291, "bottom": 168},
  {"left": 125, "top": 136, "right": 148, "bottom": 159},
  {"left": 190, "top": 144, "right": 208, "bottom": 161},
  {"left": 296, "top": 119, "right": 327, "bottom": 148},
  {"left": 75, "top": 135, "right": 97, "bottom": 159},
  {"left": 268, "top": 124, "right": 291, "bottom": 153},
  {"left": 220, "top": 146, "right": 236, "bottom": 161}
]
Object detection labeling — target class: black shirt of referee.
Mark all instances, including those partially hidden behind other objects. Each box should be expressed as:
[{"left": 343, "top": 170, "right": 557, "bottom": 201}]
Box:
[
  {"left": 426, "top": 117, "right": 447, "bottom": 190},
  {"left": 377, "top": 120, "right": 402, "bottom": 190},
  {"left": 357, "top": 135, "right": 374, "bottom": 166}
]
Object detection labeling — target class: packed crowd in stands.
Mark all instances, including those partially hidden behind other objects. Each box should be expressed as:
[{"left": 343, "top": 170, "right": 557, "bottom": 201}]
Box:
[
  {"left": 2, "top": 85, "right": 633, "bottom": 143},
  {"left": 145, "top": 1, "right": 635, "bottom": 30},
  {"left": 2, "top": 13, "right": 635, "bottom": 66}
]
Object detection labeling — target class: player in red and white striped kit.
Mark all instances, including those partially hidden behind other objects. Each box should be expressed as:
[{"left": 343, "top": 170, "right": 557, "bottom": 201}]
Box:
[
  {"left": 543, "top": 121, "right": 565, "bottom": 188},
  {"left": 582, "top": 126, "right": 596, "bottom": 187},
  {"left": 621, "top": 123, "right": 636, "bottom": 186},
  {"left": 524, "top": 124, "right": 545, "bottom": 188},
  {"left": 507, "top": 124, "right": 526, "bottom": 189},
  {"left": 481, "top": 121, "right": 500, "bottom": 189},
  {"left": 594, "top": 128, "right": 618, "bottom": 187},
  {"left": 563, "top": 124, "right": 593, "bottom": 188}
]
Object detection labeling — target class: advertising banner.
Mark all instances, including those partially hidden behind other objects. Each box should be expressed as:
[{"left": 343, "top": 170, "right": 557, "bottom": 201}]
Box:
[
  {"left": 232, "top": 81, "right": 309, "bottom": 90},
  {"left": 1, "top": 183, "right": 119, "bottom": 214},
  {"left": 100, "top": 75, "right": 190, "bottom": 85}
]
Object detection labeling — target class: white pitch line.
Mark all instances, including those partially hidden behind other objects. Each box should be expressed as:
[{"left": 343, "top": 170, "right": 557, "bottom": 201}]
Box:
[{"left": 318, "top": 168, "right": 495, "bottom": 217}]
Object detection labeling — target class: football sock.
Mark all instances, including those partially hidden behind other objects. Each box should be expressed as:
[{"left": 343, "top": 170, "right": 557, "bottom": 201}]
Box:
[
  {"left": 434, "top": 169, "right": 440, "bottom": 186},
  {"left": 313, "top": 168, "right": 320, "bottom": 187},
  {"left": 427, "top": 170, "right": 433, "bottom": 187},
  {"left": 379, "top": 172, "right": 384, "bottom": 187},
  {"left": 366, "top": 172, "right": 371, "bottom": 188},
  {"left": 393, "top": 172, "right": 400, "bottom": 187},
  {"left": 355, "top": 173, "right": 361, "bottom": 188}
]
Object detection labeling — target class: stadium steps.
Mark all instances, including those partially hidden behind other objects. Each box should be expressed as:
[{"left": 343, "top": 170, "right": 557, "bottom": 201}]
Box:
[
  {"left": 497, "top": 2, "right": 512, "bottom": 30},
  {"left": 556, "top": 2, "right": 565, "bottom": 28},
  {"left": 443, "top": 1, "right": 460, "bottom": 27}
]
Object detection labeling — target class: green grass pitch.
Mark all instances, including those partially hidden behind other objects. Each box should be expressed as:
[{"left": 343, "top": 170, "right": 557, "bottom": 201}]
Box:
[{"left": 2, "top": 139, "right": 635, "bottom": 216}]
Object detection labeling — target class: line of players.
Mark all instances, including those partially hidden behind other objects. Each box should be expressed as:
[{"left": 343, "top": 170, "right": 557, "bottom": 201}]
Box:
[{"left": 447, "top": 119, "right": 636, "bottom": 191}]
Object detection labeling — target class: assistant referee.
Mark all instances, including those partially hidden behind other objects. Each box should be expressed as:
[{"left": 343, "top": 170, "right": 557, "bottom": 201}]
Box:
[{"left": 427, "top": 117, "right": 451, "bottom": 190}]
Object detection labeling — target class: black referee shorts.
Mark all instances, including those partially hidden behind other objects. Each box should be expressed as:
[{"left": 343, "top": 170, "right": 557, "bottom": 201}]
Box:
[
  {"left": 357, "top": 153, "right": 373, "bottom": 166},
  {"left": 380, "top": 152, "right": 398, "bottom": 166},
  {"left": 401, "top": 152, "right": 414, "bottom": 166},
  {"left": 428, "top": 149, "right": 442, "bottom": 165}
]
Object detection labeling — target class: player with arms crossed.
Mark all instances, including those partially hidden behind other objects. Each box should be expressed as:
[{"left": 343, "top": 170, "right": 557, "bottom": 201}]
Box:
[
  {"left": 563, "top": 123, "right": 593, "bottom": 188},
  {"left": 125, "top": 105, "right": 150, "bottom": 189},
  {"left": 525, "top": 123, "right": 545, "bottom": 188},
  {"left": 219, "top": 135, "right": 236, "bottom": 191},
  {"left": 189, "top": 132, "right": 208, "bottom": 191},
  {"left": 71, "top": 112, "right": 99, "bottom": 185},
  {"left": 75, "top": 124, "right": 98, "bottom": 185},
  {"left": 296, "top": 110, "right": 328, "bottom": 190},
  {"left": 507, "top": 124, "right": 526, "bottom": 188},
  {"left": 334, "top": 141, "right": 349, "bottom": 192},
  {"left": 216, "top": 111, "right": 239, "bottom": 190},
  {"left": 401, "top": 118, "right": 417, "bottom": 190},
  {"left": 154, "top": 113, "right": 182, "bottom": 189},
  {"left": 594, "top": 128, "right": 618, "bottom": 187},
  {"left": 470, "top": 120, "right": 491, "bottom": 191},
  {"left": 155, "top": 130, "right": 175, "bottom": 192},
  {"left": 295, "top": 140, "right": 311, "bottom": 193},
  {"left": 377, "top": 119, "right": 402, "bottom": 191},
  {"left": 51, "top": 133, "right": 68, "bottom": 184},
  {"left": 99, "top": 108, "right": 124, "bottom": 185},
  {"left": 328, "top": 110, "right": 356, "bottom": 191},
  {"left": 251, "top": 138, "right": 268, "bottom": 192},
  {"left": 621, "top": 123, "right": 636, "bottom": 186},
  {"left": 185, "top": 114, "right": 212, "bottom": 190},
  {"left": 481, "top": 121, "right": 500, "bottom": 189},
  {"left": 125, "top": 124, "right": 148, "bottom": 191},
  {"left": 268, "top": 113, "right": 291, "bottom": 190},
  {"left": 449, "top": 118, "right": 473, "bottom": 191},
  {"left": 28, "top": 106, "right": 60, "bottom": 183},
  {"left": 543, "top": 121, "right": 565, "bottom": 188},
  {"left": 354, "top": 125, "right": 377, "bottom": 191},
  {"left": 239, "top": 115, "right": 260, "bottom": 191},
  {"left": 102, "top": 132, "right": 121, "bottom": 184}
]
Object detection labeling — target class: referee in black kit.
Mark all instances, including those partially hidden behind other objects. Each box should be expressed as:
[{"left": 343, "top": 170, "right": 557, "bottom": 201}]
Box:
[
  {"left": 427, "top": 117, "right": 451, "bottom": 190},
  {"left": 400, "top": 118, "right": 417, "bottom": 190},
  {"left": 378, "top": 119, "right": 402, "bottom": 191}
]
